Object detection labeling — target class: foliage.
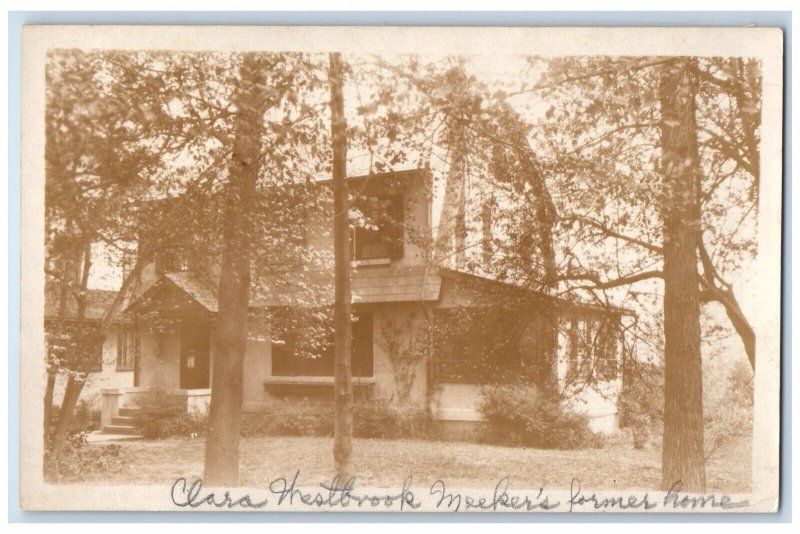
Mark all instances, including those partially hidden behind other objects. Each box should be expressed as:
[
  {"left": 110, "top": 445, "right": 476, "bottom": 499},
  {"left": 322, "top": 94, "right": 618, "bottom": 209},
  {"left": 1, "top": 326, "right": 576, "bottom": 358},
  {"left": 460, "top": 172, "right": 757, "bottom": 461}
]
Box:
[
  {"left": 45, "top": 320, "right": 105, "bottom": 375},
  {"left": 240, "top": 398, "right": 440, "bottom": 441},
  {"left": 703, "top": 355, "right": 753, "bottom": 459},
  {"left": 241, "top": 398, "right": 333, "bottom": 438},
  {"left": 46, "top": 400, "right": 101, "bottom": 442},
  {"left": 377, "top": 310, "right": 430, "bottom": 402},
  {"left": 45, "top": 433, "right": 125, "bottom": 480},
  {"left": 72, "top": 400, "right": 102, "bottom": 432},
  {"left": 477, "top": 383, "right": 602, "bottom": 450},
  {"left": 618, "top": 360, "right": 664, "bottom": 449},
  {"left": 354, "top": 399, "right": 440, "bottom": 440},
  {"left": 132, "top": 390, "right": 207, "bottom": 439}
]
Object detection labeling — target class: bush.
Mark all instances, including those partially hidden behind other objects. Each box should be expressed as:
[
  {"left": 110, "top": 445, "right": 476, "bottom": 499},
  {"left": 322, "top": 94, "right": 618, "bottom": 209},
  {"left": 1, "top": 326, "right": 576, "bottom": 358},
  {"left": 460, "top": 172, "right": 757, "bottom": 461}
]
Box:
[
  {"left": 47, "top": 399, "right": 101, "bottom": 436},
  {"left": 242, "top": 398, "right": 333, "bottom": 437},
  {"left": 354, "top": 399, "right": 440, "bottom": 440},
  {"left": 45, "top": 433, "right": 125, "bottom": 480},
  {"left": 72, "top": 400, "right": 101, "bottom": 432},
  {"left": 241, "top": 397, "right": 440, "bottom": 440},
  {"left": 703, "top": 357, "right": 753, "bottom": 459},
  {"left": 617, "top": 361, "right": 663, "bottom": 449},
  {"left": 477, "top": 383, "right": 602, "bottom": 450},
  {"left": 133, "top": 390, "right": 207, "bottom": 439}
]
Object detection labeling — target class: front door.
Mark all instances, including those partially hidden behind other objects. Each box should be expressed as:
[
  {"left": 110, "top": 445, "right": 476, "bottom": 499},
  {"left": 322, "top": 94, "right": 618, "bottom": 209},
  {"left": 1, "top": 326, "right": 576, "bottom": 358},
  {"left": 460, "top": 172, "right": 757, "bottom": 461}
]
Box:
[{"left": 180, "top": 321, "right": 210, "bottom": 389}]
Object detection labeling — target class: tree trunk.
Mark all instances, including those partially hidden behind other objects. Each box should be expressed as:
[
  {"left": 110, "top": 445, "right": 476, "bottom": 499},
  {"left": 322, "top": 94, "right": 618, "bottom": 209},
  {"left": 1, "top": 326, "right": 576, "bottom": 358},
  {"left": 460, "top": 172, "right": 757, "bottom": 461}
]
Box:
[
  {"left": 659, "top": 58, "right": 706, "bottom": 492},
  {"left": 43, "top": 372, "right": 56, "bottom": 442},
  {"left": 203, "top": 52, "right": 266, "bottom": 486},
  {"left": 48, "top": 243, "right": 92, "bottom": 473},
  {"left": 329, "top": 52, "right": 354, "bottom": 482},
  {"left": 45, "top": 259, "right": 72, "bottom": 445},
  {"left": 47, "top": 375, "right": 86, "bottom": 475},
  {"left": 521, "top": 152, "right": 558, "bottom": 390}
]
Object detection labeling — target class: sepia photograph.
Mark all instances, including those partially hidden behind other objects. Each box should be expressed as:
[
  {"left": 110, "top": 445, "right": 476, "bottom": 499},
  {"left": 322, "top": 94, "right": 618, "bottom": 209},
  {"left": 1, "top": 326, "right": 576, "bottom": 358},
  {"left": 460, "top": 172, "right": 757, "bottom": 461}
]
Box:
[{"left": 18, "top": 24, "right": 784, "bottom": 513}]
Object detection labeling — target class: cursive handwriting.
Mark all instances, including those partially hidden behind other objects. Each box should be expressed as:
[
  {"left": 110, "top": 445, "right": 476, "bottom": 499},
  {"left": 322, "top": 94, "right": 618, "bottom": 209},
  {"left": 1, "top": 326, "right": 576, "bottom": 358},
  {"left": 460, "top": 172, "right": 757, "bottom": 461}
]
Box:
[
  {"left": 171, "top": 478, "right": 269, "bottom": 509},
  {"left": 269, "top": 470, "right": 421, "bottom": 510},
  {"left": 430, "top": 477, "right": 559, "bottom": 512},
  {"left": 568, "top": 478, "right": 658, "bottom": 512},
  {"left": 169, "top": 474, "right": 751, "bottom": 512},
  {"left": 663, "top": 481, "right": 750, "bottom": 510}
]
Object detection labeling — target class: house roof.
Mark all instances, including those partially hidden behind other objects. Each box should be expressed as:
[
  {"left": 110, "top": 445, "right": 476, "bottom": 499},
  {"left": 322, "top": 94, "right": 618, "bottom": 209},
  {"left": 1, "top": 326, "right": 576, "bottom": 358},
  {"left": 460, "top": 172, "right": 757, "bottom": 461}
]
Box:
[
  {"left": 126, "top": 266, "right": 631, "bottom": 318},
  {"left": 163, "top": 272, "right": 220, "bottom": 311},
  {"left": 125, "top": 265, "right": 443, "bottom": 314},
  {"left": 252, "top": 265, "right": 442, "bottom": 307},
  {"left": 44, "top": 282, "right": 121, "bottom": 322},
  {"left": 437, "top": 268, "right": 635, "bottom": 316}
]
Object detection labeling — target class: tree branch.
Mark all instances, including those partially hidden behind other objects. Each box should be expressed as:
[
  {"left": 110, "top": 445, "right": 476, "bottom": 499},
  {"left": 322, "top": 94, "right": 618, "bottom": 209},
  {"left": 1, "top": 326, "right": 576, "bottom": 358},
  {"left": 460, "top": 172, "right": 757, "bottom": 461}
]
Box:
[
  {"left": 561, "top": 269, "right": 663, "bottom": 291},
  {"left": 697, "top": 240, "right": 755, "bottom": 369},
  {"left": 563, "top": 214, "right": 663, "bottom": 255}
]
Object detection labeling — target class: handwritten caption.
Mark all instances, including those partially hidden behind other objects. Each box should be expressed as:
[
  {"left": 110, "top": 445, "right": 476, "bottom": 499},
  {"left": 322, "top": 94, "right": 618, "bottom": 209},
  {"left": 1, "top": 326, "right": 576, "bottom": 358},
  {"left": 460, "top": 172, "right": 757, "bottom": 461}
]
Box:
[{"left": 170, "top": 472, "right": 750, "bottom": 512}]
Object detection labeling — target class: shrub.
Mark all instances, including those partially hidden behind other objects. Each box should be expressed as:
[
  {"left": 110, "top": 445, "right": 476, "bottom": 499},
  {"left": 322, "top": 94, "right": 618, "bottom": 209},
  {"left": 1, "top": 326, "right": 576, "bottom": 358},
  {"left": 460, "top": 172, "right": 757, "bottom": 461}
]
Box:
[
  {"left": 132, "top": 390, "right": 207, "bottom": 439},
  {"left": 72, "top": 400, "right": 101, "bottom": 432},
  {"left": 703, "top": 357, "right": 753, "bottom": 459},
  {"left": 354, "top": 399, "right": 440, "bottom": 440},
  {"left": 47, "top": 399, "right": 101, "bottom": 437},
  {"left": 240, "top": 397, "right": 440, "bottom": 440},
  {"left": 45, "top": 433, "right": 125, "bottom": 481},
  {"left": 617, "top": 361, "right": 663, "bottom": 449},
  {"left": 241, "top": 398, "right": 333, "bottom": 437},
  {"left": 477, "top": 383, "right": 601, "bottom": 450}
]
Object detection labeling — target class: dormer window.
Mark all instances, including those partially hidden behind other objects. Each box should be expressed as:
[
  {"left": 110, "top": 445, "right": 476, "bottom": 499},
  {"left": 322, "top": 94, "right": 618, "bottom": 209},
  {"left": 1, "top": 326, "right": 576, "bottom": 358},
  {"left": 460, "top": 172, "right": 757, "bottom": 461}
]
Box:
[{"left": 352, "top": 194, "right": 404, "bottom": 261}]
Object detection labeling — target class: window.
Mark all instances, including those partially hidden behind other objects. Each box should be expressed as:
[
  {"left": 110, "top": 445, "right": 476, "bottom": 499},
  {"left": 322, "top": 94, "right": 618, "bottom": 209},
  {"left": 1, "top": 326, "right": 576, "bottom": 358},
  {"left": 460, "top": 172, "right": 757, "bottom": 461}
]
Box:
[
  {"left": 432, "top": 307, "right": 531, "bottom": 383},
  {"left": 116, "top": 326, "right": 138, "bottom": 371},
  {"left": 271, "top": 312, "right": 373, "bottom": 378},
  {"left": 352, "top": 195, "right": 404, "bottom": 261}
]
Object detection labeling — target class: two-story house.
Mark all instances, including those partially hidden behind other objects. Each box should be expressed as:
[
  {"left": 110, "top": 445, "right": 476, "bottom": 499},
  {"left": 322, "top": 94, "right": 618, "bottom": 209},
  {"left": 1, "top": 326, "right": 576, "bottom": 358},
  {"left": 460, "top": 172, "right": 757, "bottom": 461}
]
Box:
[{"left": 98, "top": 168, "right": 631, "bottom": 436}]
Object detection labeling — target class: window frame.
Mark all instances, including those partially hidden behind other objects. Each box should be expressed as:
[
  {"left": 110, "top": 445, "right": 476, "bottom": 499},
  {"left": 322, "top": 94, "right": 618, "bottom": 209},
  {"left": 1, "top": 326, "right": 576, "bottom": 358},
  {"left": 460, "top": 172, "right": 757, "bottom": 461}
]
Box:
[
  {"left": 352, "top": 194, "right": 404, "bottom": 261},
  {"left": 116, "top": 325, "right": 138, "bottom": 372}
]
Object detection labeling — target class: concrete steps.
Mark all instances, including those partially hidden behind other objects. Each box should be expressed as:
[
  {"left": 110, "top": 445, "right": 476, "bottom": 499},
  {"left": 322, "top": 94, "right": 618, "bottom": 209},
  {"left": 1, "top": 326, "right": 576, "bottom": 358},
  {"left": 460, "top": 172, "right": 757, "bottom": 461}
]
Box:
[{"left": 101, "top": 407, "right": 143, "bottom": 438}]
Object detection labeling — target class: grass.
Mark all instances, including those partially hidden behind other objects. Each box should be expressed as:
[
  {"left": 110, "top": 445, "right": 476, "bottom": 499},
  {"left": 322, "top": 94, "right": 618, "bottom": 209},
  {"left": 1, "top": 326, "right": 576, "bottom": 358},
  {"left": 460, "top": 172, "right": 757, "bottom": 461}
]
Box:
[{"left": 70, "top": 435, "right": 751, "bottom": 492}]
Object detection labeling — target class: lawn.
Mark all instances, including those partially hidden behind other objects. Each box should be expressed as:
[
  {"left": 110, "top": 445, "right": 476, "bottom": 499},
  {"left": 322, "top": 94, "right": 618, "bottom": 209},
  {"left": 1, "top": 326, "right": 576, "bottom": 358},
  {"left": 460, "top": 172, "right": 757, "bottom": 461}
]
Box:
[{"left": 72, "top": 435, "right": 752, "bottom": 493}]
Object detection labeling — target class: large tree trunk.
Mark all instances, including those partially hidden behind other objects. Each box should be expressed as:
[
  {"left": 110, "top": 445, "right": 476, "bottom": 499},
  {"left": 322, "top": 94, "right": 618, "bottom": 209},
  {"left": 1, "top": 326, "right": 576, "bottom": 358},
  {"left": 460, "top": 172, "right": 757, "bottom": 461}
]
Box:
[
  {"left": 659, "top": 58, "right": 706, "bottom": 492},
  {"left": 203, "top": 52, "right": 266, "bottom": 486},
  {"left": 329, "top": 52, "right": 354, "bottom": 481}
]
